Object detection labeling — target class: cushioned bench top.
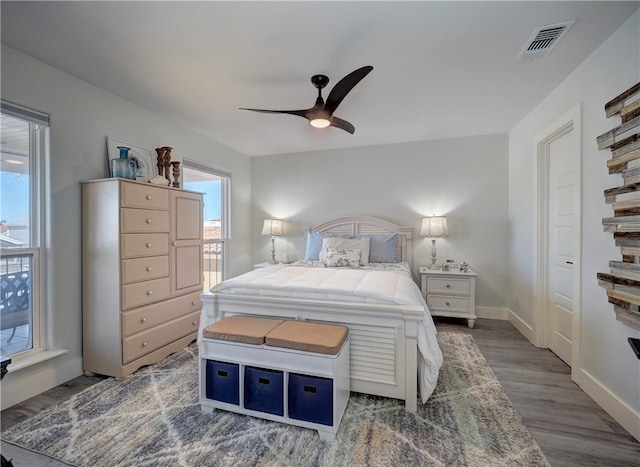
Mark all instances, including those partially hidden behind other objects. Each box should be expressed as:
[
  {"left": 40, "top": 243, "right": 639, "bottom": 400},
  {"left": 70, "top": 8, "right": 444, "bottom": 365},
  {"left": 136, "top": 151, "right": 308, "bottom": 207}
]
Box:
[
  {"left": 202, "top": 316, "right": 284, "bottom": 345},
  {"left": 265, "top": 320, "right": 349, "bottom": 355}
]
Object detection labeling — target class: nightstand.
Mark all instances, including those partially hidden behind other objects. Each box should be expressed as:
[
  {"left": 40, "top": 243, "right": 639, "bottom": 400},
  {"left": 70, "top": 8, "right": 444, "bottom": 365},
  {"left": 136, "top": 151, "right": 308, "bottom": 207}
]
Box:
[{"left": 419, "top": 267, "right": 477, "bottom": 328}]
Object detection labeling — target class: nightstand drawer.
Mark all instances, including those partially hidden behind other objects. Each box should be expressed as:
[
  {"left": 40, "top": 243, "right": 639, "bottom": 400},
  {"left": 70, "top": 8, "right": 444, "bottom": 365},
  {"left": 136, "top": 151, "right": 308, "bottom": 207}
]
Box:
[
  {"left": 427, "top": 277, "right": 470, "bottom": 295},
  {"left": 427, "top": 294, "right": 470, "bottom": 313}
]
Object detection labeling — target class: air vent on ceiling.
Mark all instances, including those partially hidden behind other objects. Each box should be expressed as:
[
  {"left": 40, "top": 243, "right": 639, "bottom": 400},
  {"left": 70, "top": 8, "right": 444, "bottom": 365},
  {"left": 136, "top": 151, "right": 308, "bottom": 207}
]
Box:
[{"left": 516, "top": 20, "right": 575, "bottom": 61}]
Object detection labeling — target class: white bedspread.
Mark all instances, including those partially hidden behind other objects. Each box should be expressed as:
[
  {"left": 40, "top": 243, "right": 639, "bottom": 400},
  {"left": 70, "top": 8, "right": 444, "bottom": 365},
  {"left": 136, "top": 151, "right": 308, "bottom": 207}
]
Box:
[{"left": 210, "top": 264, "right": 443, "bottom": 402}]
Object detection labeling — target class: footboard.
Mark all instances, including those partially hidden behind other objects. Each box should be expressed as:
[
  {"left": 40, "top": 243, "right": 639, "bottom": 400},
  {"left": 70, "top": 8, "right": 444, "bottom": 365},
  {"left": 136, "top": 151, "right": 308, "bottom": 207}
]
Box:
[{"left": 198, "top": 291, "right": 424, "bottom": 412}]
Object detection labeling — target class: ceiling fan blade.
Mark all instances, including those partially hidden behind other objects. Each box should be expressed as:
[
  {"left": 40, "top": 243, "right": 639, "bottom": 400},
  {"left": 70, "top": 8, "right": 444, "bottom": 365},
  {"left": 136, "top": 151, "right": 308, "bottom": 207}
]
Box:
[
  {"left": 239, "top": 107, "right": 310, "bottom": 118},
  {"left": 325, "top": 66, "right": 373, "bottom": 114},
  {"left": 330, "top": 116, "right": 355, "bottom": 134}
]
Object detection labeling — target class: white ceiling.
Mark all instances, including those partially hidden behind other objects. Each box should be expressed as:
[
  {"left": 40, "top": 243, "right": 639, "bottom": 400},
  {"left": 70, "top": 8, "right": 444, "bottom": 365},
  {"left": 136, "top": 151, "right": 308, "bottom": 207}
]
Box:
[{"left": 1, "top": 1, "right": 638, "bottom": 157}]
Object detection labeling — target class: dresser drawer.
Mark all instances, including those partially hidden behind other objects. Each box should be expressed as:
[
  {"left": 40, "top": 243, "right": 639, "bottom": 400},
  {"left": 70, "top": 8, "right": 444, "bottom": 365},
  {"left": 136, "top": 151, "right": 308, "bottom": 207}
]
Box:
[
  {"left": 122, "top": 291, "right": 202, "bottom": 337},
  {"left": 427, "top": 294, "right": 470, "bottom": 313},
  {"left": 122, "top": 277, "right": 171, "bottom": 310},
  {"left": 121, "top": 233, "right": 169, "bottom": 258},
  {"left": 122, "top": 255, "right": 169, "bottom": 284},
  {"left": 427, "top": 277, "right": 470, "bottom": 295},
  {"left": 121, "top": 208, "right": 169, "bottom": 233},
  {"left": 122, "top": 310, "right": 200, "bottom": 364},
  {"left": 121, "top": 182, "right": 169, "bottom": 210}
]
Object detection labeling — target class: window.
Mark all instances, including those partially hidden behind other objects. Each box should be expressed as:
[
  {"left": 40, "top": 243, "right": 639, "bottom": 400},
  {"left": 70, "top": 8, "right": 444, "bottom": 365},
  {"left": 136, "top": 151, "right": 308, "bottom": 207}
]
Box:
[
  {"left": 0, "top": 101, "right": 49, "bottom": 359},
  {"left": 182, "top": 159, "right": 230, "bottom": 291}
]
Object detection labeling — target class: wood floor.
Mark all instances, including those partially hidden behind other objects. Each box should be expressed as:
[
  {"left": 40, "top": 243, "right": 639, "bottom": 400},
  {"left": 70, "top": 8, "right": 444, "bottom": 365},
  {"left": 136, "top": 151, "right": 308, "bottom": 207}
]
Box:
[{"left": 2, "top": 318, "right": 639, "bottom": 466}]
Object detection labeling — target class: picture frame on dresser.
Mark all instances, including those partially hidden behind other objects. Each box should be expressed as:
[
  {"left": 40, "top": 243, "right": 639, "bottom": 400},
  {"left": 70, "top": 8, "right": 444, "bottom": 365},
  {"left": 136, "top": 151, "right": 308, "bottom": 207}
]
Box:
[{"left": 107, "top": 136, "right": 157, "bottom": 182}]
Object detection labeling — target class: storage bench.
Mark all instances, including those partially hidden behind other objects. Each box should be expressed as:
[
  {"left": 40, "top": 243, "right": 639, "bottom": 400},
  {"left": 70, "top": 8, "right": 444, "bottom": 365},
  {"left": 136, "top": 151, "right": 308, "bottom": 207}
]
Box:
[{"left": 199, "top": 316, "right": 350, "bottom": 441}]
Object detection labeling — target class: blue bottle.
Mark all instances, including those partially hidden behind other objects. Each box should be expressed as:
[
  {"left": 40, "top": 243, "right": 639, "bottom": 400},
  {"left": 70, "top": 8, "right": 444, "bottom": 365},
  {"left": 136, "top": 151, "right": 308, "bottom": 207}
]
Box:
[{"left": 110, "top": 146, "right": 135, "bottom": 179}]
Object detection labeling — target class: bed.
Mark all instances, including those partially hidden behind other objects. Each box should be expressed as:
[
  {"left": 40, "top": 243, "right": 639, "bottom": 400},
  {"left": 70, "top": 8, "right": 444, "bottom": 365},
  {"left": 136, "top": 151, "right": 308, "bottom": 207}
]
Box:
[{"left": 198, "top": 216, "right": 443, "bottom": 412}]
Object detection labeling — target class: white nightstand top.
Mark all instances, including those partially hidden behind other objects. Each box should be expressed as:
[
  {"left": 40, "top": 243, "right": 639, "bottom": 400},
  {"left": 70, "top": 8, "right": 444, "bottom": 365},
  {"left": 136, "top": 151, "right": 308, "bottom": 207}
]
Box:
[
  {"left": 419, "top": 266, "right": 477, "bottom": 277},
  {"left": 253, "top": 262, "right": 292, "bottom": 269}
]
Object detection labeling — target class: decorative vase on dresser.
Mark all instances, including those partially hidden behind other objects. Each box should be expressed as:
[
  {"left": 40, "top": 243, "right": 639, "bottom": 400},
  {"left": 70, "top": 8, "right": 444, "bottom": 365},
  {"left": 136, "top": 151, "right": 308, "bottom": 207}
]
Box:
[
  {"left": 81, "top": 178, "right": 203, "bottom": 378},
  {"left": 419, "top": 266, "right": 477, "bottom": 328}
]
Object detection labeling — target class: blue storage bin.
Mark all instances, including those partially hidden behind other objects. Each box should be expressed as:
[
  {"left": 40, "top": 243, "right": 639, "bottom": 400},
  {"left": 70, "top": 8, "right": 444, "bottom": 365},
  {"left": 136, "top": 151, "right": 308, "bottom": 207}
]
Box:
[
  {"left": 244, "top": 366, "right": 284, "bottom": 416},
  {"left": 288, "top": 373, "right": 333, "bottom": 426},
  {"left": 206, "top": 360, "right": 239, "bottom": 405}
]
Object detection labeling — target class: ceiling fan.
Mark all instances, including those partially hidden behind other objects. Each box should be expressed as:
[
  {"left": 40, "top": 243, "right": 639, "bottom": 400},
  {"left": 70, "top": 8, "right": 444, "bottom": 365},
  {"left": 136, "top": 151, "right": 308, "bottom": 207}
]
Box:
[{"left": 240, "top": 65, "right": 373, "bottom": 134}]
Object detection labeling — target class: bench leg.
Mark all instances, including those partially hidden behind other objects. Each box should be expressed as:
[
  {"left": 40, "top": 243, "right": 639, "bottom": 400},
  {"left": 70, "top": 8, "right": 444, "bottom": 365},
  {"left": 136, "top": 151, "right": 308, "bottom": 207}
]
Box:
[{"left": 317, "top": 429, "right": 336, "bottom": 442}]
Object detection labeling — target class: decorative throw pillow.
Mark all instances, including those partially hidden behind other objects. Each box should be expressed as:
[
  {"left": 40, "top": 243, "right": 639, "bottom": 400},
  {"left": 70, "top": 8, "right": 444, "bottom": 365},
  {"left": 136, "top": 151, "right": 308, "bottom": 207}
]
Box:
[
  {"left": 304, "top": 231, "right": 351, "bottom": 261},
  {"left": 319, "top": 237, "right": 370, "bottom": 265},
  {"left": 324, "top": 248, "right": 362, "bottom": 268},
  {"left": 368, "top": 233, "right": 398, "bottom": 263}
]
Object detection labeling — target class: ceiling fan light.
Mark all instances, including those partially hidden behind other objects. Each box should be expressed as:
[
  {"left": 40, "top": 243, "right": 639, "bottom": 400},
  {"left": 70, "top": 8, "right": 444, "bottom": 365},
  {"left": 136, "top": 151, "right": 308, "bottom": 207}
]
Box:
[{"left": 310, "top": 117, "right": 331, "bottom": 128}]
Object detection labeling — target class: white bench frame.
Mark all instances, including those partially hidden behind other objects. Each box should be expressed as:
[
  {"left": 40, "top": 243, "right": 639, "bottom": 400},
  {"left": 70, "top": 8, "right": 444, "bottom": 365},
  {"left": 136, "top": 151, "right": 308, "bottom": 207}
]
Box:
[{"left": 199, "top": 336, "right": 350, "bottom": 441}]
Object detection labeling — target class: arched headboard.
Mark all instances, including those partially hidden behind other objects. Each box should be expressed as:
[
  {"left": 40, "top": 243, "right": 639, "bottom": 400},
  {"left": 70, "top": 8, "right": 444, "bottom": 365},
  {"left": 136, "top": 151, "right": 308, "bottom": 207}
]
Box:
[{"left": 308, "top": 216, "right": 414, "bottom": 268}]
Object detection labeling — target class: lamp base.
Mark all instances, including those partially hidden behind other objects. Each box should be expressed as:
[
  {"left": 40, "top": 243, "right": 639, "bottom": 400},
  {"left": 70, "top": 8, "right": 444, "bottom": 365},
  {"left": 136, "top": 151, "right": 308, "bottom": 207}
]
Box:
[{"left": 426, "top": 263, "right": 440, "bottom": 270}]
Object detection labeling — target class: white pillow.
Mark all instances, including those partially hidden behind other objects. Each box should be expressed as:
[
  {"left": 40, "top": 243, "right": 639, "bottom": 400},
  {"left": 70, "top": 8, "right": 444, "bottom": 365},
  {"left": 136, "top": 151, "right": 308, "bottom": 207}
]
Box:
[
  {"left": 319, "top": 237, "right": 370, "bottom": 265},
  {"left": 324, "top": 248, "right": 362, "bottom": 268}
]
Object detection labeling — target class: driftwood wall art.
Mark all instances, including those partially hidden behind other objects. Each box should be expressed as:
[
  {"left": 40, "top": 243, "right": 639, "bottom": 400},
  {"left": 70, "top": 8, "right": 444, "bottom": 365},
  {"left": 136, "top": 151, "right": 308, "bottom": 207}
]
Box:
[{"left": 596, "top": 82, "right": 640, "bottom": 330}]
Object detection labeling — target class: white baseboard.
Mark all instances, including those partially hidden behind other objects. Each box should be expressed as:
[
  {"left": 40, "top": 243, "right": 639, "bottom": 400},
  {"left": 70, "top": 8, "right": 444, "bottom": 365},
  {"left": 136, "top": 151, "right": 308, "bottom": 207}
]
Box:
[
  {"left": 574, "top": 367, "right": 640, "bottom": 442},
  {"left": 1, "top": 355, "right": 82, "bottom": 410},
  {"left": 476, "top": 306, "right": 509, "bottom": 321},
  {"left": 503, "top": 307, "right": 639, "bottom": 442},
  {"left": 506, "top": 308, "right": 536, "bottom": 345}
]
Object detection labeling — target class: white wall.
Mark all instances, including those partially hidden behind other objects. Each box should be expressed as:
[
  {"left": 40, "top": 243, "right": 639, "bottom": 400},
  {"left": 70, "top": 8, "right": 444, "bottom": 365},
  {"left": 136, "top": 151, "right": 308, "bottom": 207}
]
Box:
[
  {"left": 1, "top": 45, "right": 253, "bottom": 409},
  {"left": 251, "top": 134, "right": 510, "bottom": 311},
  {"left": 508, "top": 12, "right": 640, "bottom": 438}
]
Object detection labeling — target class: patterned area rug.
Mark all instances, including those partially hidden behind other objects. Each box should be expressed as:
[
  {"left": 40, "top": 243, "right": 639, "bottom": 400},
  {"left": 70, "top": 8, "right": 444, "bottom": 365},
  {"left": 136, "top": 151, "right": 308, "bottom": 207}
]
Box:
[{"left": 2, "top": 333, "right": 549, "bottom": 466}]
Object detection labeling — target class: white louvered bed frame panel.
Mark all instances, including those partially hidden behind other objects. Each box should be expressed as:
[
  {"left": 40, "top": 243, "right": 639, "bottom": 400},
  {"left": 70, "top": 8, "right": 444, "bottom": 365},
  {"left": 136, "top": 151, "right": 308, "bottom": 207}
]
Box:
[{"left": 308, "top": 216, "right": 413, "bottom": 266}]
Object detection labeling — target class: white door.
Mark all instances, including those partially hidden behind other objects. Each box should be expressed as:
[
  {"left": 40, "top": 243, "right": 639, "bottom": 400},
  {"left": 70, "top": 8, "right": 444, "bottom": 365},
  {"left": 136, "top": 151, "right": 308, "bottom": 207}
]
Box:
[{"left": 547, "top": 129, "right": 577, "bottom": 365}]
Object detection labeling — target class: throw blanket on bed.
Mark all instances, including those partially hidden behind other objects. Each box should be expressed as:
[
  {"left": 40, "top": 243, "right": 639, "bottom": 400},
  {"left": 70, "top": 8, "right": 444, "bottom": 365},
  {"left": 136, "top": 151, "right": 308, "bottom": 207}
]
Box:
[{"left": 209, "top": 264, "right": 443, "bottom": 402}]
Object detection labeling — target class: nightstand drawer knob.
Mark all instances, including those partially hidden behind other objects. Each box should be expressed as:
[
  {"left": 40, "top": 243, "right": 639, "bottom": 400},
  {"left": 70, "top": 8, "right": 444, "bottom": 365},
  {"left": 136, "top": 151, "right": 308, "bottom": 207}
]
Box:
[
  {"left": 446, "top": 284, "right": 451, "bottom": 288},
  {"left": 446, "top": 301, "right": 451, "bottom": 306}
]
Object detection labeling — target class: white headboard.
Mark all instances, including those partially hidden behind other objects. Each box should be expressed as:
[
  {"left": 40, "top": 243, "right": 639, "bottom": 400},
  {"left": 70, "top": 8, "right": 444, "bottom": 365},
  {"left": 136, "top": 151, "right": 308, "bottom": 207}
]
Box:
[{"left": 308, "top": 216, "right": 414, "bottom": 268}]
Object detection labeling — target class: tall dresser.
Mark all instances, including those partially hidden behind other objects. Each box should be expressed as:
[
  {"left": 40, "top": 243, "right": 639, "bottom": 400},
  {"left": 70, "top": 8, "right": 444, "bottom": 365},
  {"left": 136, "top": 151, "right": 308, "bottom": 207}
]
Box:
[{"left": 81, "top": 178, "right": 203, "bottom": 378}]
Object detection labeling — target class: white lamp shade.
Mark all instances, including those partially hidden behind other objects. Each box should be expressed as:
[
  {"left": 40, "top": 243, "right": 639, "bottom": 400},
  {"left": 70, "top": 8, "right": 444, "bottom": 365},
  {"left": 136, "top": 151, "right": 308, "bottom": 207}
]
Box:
[
  {"left": 420, "top": 216, "right": 448, "bottom": 237},
  {"left": 261, "top": 218, "right": 283, "bottom": 236}
]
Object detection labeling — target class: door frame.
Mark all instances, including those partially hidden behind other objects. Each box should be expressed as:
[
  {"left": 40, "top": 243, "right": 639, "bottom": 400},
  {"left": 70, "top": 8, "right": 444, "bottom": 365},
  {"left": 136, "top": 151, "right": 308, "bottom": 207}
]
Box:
[{"left": 533, "top": 104, "right": 582, "bottom": 376}]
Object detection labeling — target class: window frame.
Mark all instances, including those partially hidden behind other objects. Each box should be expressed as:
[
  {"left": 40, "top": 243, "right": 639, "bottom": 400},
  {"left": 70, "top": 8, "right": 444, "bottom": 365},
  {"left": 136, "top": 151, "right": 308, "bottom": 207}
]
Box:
[
  {"left": 1, "top": 100, "right": 49, "bottom": 361},
  {"left": 182, "top": 158, "right": 231, "bottom": 285}
]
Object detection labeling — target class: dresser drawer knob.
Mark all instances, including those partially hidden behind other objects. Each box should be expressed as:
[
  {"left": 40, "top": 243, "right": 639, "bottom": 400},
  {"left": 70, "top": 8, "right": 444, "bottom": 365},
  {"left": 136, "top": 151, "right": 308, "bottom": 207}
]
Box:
[
  {"left": 146, "top": 267, "right": 152, "bottom": 272},
  {"left": 142, "top": 341, "right": 148, "bottom": 347},
  {"left": 146, "top": 243, "right": 152, "bottom": 248},
  {"left": 146, "top": 219, "right": 152, "bottom": 224},
  {"left": 146, "top": 290, "right": 153, "bottom": 296},
  {"left": 191, "top": 300, "right": 196, "bottom": 306},
  {"left": 192, "top": 320, "right": 197, "bottom": 326},
  {"left": 140, "top": 317, "right": 147, "bottom": 323},
  {"left": 172, "top": 241, "right": 177, "bottom": 246},
  {"left": 146, "top": 195, "right": 152, "bottom": 200}
]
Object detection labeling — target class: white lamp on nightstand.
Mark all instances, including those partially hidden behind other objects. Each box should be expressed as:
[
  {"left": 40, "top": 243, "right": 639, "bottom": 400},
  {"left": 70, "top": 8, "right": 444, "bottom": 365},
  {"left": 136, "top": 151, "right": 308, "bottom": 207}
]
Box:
[
  {"left": 420, "top": 216, "right": 448, "bottom": 270},
  {"left": 261, "top": 218, "right": 283, "bottom": 264}
]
